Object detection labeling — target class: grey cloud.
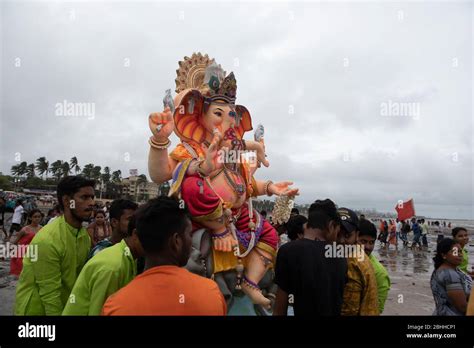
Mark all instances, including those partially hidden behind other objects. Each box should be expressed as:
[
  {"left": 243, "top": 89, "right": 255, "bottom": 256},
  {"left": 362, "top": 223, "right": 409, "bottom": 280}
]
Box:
[{"left": 1, "top": 1, "right": 472, "bottom": 219}]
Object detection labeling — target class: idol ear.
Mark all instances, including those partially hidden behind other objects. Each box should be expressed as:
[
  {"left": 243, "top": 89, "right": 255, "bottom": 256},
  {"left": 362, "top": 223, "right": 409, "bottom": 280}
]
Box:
[
  {"left": 234, "top": 105, "right": 253, "bottom": 139},
  {"left": 173, "top": 89, "right": 209, "bottom": 144}
]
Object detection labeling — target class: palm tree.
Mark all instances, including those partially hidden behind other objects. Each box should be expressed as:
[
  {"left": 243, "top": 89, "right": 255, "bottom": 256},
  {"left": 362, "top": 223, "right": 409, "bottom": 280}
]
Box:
[
  {"left": 36, "top": 157, "right": 49, "bottom": 179},
  {"left": 49, "top": 160, "right": 63, "bottom": 181},
  {"left": 10, "top": 163, "right": 26, "bottom": 192},
  {"left": 82, "top": 164, "right": 94, "bottom": 179},
  {"left": 18, "top": 162, "right": 28, "bottom": 178},
  {"left": 26, "top": 163, "right": 36, "bottom": 178},
  {"left": 111, "top": 170, "right": 122, "bottom": 183},
  {"left": 61, "top": 162, "right": 71, "bottom": 178},
  {"left": 11, "top": 164, "right": 21, "bottom": 177},
  {"left": 101, "top": 166, "right": 111, "bottom": 184},
  {"left": 91, "top": 166, "right": 102, "bottom": 181},
  {"left": 70, "top": 156, "right": 81, "bottom": 175},
  {"left": 109, "top": 170, "right": 122, "bottom": 199}
]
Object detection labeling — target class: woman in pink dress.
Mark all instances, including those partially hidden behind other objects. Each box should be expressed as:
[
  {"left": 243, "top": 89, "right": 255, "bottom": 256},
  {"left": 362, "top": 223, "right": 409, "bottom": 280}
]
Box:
[
  {"left": 10, "top": 209, "right": 43, "bottom": 277},
  {"left": 87, "top": 210, "right": 111, "bottom": 247}
]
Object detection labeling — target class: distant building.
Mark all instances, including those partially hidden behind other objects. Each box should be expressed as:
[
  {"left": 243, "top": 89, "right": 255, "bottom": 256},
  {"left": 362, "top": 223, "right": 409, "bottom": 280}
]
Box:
[
  {"left": 22, "top": 188, "right": 56, "bottom": 196},
  {"left": 120, "top": 176, "right": 164, "bottom": 202}
]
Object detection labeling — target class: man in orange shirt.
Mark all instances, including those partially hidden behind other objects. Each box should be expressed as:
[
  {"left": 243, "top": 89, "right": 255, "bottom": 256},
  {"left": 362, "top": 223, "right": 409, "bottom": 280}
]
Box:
[{"left": 102, "top": 196, "right": 226, "bottom": 316}]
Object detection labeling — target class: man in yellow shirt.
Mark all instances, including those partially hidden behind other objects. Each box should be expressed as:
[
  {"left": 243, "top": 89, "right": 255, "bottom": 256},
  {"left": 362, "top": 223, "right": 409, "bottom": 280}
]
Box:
[
  {"left": 338, "top": 208, "right": 379, "bottom": 316},
  {"left": 358, "top": 219, "right": 391, "bottom": 313}
]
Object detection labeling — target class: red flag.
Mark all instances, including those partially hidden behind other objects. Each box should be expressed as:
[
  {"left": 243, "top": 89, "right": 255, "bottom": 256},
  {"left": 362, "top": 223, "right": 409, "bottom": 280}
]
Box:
[{"left": 395, "top": 199, "right": 416, "bottom": 221}]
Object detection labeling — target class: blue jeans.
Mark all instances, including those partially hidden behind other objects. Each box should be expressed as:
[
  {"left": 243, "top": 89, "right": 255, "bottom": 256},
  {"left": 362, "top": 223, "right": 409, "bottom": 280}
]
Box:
[
  {"left": 413, "top": 233, "right": 421, "bottom": 245},
  {"left": 422, "top": 234, "right": 428, "bottom": 246}
]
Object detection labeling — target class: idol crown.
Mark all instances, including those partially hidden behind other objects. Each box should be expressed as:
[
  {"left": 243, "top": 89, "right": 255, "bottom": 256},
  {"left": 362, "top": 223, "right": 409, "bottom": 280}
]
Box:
[
  {"left": 203, "top": 62, "right": 237, "bottom": 104},
  {"left": 175, "top": 53, "right": 237, "bottom": 104}
]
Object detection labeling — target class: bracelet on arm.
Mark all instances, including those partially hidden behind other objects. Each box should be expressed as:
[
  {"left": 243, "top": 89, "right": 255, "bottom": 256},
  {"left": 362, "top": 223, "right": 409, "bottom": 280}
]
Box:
[
  {"left": 211, "top": 229, "right": 230, "bottom": 240},
  {"left": 197, "top": 160, "right": 210, "bottom": 178},
  {"left": 149, "top": 136, "right": 171, "bottom": 150},
  {"left": 263, "top": 180, "right": 273, "bottom": 196}
]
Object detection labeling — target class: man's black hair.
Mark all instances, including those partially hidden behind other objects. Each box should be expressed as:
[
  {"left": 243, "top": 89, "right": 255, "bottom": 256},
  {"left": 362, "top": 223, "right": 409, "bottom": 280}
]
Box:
[
  {"left": 135, "top": 196, "right": 191, "bottom": 253},
  {"left": 452, "top": 227, "right": 467, "bottom": 238},
  {"left": 291, "top": 208, "right": 300, "bottom": 215},
  {"left": 307, "top": 199, "right": 340, "bottom": 230},
  {"left": 287, "top": 214, "right": 307, "bottom": 241},
  {"left": 260, "top": 210, "right": 267, "bottom": 218},
  {"left": 57, "top": 176, "right": 95, "bottom": 211},
  {"left": 109, "top": 199, "right": 138, "bottom": 221},
  {"left": 358, "top": 219, "right": 377, "bottom": 239}
]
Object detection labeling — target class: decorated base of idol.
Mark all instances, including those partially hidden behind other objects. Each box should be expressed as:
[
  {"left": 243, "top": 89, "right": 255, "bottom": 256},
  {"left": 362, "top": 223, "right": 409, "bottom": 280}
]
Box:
[{"left": 148, "top": 53, "right": 298, "bottom": 315}]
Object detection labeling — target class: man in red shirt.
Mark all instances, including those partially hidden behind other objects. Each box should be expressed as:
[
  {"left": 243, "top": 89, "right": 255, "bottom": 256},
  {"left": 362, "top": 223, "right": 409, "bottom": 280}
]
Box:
[{"left": 102, "top": 196, "right": 226, "bottom": 316}]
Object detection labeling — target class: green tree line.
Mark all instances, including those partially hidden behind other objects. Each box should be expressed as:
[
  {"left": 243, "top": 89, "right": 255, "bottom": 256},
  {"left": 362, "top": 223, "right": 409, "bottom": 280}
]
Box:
[{"left": 3, "top": 156, "right": 129, "bottom": 200}]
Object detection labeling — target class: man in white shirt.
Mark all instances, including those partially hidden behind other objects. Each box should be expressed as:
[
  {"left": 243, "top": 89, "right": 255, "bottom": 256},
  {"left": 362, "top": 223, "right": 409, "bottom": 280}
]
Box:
[
  {"left": 435, "top": 221, "right": 444, "bottom": 244},
  {"left": 421, "top": 218, "right": 429, "bottom": 247},
  {"left": 10, "top": 199, "right": 24, "bottom": 238},
  {"left": 396, "top": 219, "right": 402, "bottom": 243}
]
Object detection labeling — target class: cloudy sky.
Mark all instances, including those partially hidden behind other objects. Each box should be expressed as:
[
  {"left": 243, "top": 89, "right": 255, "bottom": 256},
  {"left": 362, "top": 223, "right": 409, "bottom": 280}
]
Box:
[{"left": 1, "top": 0, "right": 472, "bottom": 219}]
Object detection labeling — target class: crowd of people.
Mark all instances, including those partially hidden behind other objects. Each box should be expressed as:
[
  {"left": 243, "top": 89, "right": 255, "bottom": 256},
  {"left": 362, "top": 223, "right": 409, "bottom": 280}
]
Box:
[
  {"left": 11, "top": 176, "right": 225, "bottom": 315},
  {"left": 2, "top": 175, "right": 474, "bottom": 316},
  {"left": 375, "top": 218, "right": 431, "bottom": 249},
  {"left": 270, "top": 203, "right": 386, "bottom": 315}
]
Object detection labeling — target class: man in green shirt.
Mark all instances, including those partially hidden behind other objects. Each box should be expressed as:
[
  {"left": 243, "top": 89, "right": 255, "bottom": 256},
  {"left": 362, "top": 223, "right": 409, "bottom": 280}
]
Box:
[
  {"left": 63, "top": 213, "right": 144, "bottom": 315},
  {"left": 357, "top": 219, "right": 391, "bottom": 314},
  {"left": 452, "top": 227, "right": 474, "bottom": 276},
  {"left": 15, "top": 176, "right": 95, "bottom": 315}
]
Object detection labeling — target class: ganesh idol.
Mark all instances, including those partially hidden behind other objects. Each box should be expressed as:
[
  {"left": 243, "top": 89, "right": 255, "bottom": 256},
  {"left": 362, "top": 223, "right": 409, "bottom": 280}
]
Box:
[{"left": 147, "top": 53, "right": 298, "bottom": 308}]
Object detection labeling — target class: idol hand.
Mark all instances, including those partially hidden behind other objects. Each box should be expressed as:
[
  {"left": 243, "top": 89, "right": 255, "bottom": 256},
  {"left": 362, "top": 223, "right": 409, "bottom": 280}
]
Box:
[
  {"left": 200, "top": 129, "right": 223, "bottom": 175},
  {"left": 149, "top": 107, "right": 174, "bottom": 142},
  {"left": 269, "top": 181, "right": 299, "bottom": 196},
  {"left": 213, "top": 234, "right": 238, "bottom": 253},
  {"left": 245, "top": 140, "right": 269, "bottom": 167}
]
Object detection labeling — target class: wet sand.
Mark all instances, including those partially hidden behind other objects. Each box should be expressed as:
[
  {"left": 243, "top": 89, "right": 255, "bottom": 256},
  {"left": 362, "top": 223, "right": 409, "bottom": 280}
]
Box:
[
  {"left": 375, "top": 232, "right": 473, "bottom": 315},
  {"left": 0, "top": 260, "right": 16, "bottom": 315},
  {"left": 375, "top": 242, "right": 435, "bottom": 315}
]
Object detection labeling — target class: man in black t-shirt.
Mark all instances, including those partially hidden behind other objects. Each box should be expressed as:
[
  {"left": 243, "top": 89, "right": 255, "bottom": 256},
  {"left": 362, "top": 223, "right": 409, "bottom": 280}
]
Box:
[{"left": 273, "top": 199, "right": 348, "bottom": 316}]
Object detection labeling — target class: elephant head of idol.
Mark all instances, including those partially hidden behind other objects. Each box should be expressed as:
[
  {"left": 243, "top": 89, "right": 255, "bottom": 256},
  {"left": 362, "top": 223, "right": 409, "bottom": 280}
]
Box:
[{"left": 172, "top": 53, "right": 253, "bottom": 149}]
